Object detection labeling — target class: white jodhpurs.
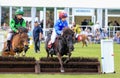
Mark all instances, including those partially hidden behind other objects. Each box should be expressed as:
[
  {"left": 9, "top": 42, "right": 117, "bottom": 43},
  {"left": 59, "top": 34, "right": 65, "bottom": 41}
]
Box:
[
  {"left": 7, "top": 29, "right": 14, "bottom": 40},
  {"left": 51, "top": 29, "right": 57, "bottom": 43}
]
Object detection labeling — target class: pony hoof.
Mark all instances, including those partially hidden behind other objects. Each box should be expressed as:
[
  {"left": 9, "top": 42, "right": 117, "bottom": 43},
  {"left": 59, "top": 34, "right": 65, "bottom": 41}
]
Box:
[
  {"left": 22, "top": 55, "right": 25, "bottom": 57},
  {"left": 61, "top": 70, "right": 65, "bottom": 73},
  {"left": 64, "top": 60, "right": 69, "bottom": 64},
  {"left": 22, "top": 53, "right": 26, "bottom": 57}
]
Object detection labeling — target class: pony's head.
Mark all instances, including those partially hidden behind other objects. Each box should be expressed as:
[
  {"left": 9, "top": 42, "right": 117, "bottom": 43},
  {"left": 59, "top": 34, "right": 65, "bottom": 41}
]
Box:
[
  {"left": 17, "top": 27, "right": 29, "bottom": 52},
  {"left": 18, "top": 27, "right": 28, "bottom": 33},
  {"left": 62, "top": 28, "right": 75, "bottom": 52}
]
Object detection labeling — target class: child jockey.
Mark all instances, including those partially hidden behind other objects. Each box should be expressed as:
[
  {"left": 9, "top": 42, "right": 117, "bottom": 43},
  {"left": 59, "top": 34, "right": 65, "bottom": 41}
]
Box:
[
  {"left": 48, "top": 11, "right": 68, "bottom": 53},
  {"left": 5, "top": 9, "right": 26, "bottom": 52}
]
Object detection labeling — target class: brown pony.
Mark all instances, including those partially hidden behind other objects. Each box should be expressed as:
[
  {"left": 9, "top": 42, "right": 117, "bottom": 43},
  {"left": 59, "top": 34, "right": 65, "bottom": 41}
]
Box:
[
  {"left": 2, "top": 27, "right": 29, "bottom": 56},
  {"left": 77, "top": 34, "right": 89, "bottom": 47}
]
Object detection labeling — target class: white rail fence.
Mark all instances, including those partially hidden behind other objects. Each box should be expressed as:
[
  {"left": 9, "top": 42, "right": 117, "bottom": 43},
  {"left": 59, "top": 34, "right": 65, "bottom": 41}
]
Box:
[{"left": 43, "top": 26, "right": 120, "bottom": 37}]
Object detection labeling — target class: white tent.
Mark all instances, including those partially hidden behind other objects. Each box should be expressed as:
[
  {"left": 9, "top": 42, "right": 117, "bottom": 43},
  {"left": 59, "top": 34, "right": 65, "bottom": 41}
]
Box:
[{"left": 0, "top": 0, "right": 120, "bottom": 9}]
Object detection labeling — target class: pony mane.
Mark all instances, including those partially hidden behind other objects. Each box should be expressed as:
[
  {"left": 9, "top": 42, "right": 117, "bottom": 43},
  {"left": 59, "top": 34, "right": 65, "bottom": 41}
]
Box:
[
  {"left": 18, "top": 27, "right": 28, "bottom": 33},
  {"left": 62, "top": 27, "right": 74, "bottom": 36}
]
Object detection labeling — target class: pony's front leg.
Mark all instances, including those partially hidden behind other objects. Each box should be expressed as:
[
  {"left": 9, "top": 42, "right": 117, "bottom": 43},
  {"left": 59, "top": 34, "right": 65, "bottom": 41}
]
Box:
[
  {"left": 47, "top": 52, "right": 49, "bottom": 58},
  {"left": 22, "top": 51, "right": 26, "bottom": 57},
  {"left": 24, "top": 45, "right": 29, "bottom": 53},
  {"left": 57, "top": 53, "right": 64, "bottom": 72},
  {"left": 85, "top": 39, "right": 88, "bottom": 47},
  {"left": 22, "top": 45, "right": 29, "bottom": 56},
  {"left": 64, "top": 53, "right": 71, "bottom": 64},
  {"left": 82, "top": 41, "right": 85, "bottom": 48},
  {"left": 15, "top": 52, "right": 20, "bottom": 57}
]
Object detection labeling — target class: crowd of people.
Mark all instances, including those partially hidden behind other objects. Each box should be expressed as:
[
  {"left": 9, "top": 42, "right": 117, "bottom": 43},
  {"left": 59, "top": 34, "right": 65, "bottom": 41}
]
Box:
[
  {"left": 108, "top": 20, "right": 120, "bottom": 31},
  {"left": 71, "top": 22, "right": 120, "bottom": 44}
]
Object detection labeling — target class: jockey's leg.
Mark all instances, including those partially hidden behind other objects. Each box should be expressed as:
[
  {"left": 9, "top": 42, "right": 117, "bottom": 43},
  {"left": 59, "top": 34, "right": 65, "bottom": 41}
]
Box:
[
  {"left": 48, "top": 29, "right": 57, "bottom": 54},
  {"left": 5, "top": 32, "right": 13, "bottom": 52},
  {"left": 48, "top": 29, "right": 57, "bottom": 48}
]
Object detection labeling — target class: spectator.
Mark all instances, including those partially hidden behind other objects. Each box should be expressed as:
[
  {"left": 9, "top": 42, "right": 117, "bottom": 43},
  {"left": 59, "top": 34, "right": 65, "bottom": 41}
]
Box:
[
  {"left": 113, "top": 20, "right": 120, "bottom": 31},
  {"left": 40, "top": 19, "right": 43, "bottom": 29},
  {"left": 81, "top": 19, "right": 88, "bottom": 30},
  {"left": 113, "top": 20, "right": 119, "bottom": 26},
  {"left": 27, "top": 27, "right": 33, "bottom": 48},
  {"left": 108, "top": 21, "right": 113, "bottom": 37},
  {"left": 71, "top": 22, "right": 81, "bottom": 34},
  {"left": 88, "top": 19, "right": 93, "bottom": 31},
  {"left": 2, "top": 22, "right": 8, "bottom": 30},
  {"left": 114, "top": 32, "right": 120, "bottom": 44},
  {"left": 88, "top": 19, "right": 94, "bottom": 26},
  {"left": 108, "top": 21, "right": 113, "bottom": 26},
  {"left": 29, "top": 21, "right": 32, "bottom": 28},
  {"left": 101, "top": 28, "right": 108, "bottom": 39},
  {"left": 28, "top": 26, "right": 32, "bottom": 38},
  {"left": 94, "top": 29, "right": 101, "bottom": 44},
  {"left": 93, "top": 21, "right": 101, "bottom": 33},
  {"left": 86, "top": 29, "right": 94, "bottom": 43},
  {"left": 33, "top": 21, "right": 43, "bottom": 53},
  {"left": 114, "top": 32, "right": 120, "bottom": 42},
  {"left": 114, "top": 36, "right": 120, "bottom": 44},
  {"left": 80, "top": 28, "right": 88, "bottom": 35}
]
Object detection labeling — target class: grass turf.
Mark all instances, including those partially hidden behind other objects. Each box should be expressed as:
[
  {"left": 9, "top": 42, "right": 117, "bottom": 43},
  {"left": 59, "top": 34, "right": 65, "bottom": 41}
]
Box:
[{"left": 0, "top": 43, "right": 120, "bottom": 78}]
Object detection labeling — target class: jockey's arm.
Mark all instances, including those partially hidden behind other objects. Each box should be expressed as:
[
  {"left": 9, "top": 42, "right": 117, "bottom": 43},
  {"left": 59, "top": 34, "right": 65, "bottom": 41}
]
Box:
[
  {"left": 10, "top": 19, "right": 18, "bottom": 32},
  {"left": 55, "top": 27, "right": 61, "bottom": 35},
  {"left": 54, "top": 21, "right": 61, "bottom": 35},
  {"left": 54, "top": 20, "right": 68, "bottom": 35},
  {"left": 22, "top": 19, "right": 26, "bottom": 28}
]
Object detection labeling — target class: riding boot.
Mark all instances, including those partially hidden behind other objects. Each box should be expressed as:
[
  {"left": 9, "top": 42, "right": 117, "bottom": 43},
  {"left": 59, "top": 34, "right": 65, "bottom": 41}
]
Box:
[
  {"left": 48, "top": 41, "right": 52, "bottom": 48},
  {"left": 48, "top": 43, "right": 54, "bottom": 54},
  {"left": 4, "top": 40, "right": 11, "bottom": 52}
]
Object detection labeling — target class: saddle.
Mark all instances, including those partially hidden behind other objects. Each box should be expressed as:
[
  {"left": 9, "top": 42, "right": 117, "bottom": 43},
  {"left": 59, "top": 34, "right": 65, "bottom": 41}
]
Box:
[
  {"left": 10, "top": 32, "right": 18, "bottom": 43},
  {"left": 9, "top": 33, "right": 19, "bottom": 50}
]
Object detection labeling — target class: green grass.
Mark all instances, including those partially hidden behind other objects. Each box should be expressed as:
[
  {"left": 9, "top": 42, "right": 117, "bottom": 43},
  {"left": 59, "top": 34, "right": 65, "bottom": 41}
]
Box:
[{"left": 0, "top": 43, "right": 120, "bottom": 78}]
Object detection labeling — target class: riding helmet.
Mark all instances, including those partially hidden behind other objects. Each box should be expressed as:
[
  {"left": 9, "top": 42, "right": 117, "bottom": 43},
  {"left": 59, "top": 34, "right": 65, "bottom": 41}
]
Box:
[
  {"left": 59, "top": 11, "right": 68, "bottom": 19},
  {"left": 15, "top": 9, "right": 24, "bottom": 15}
]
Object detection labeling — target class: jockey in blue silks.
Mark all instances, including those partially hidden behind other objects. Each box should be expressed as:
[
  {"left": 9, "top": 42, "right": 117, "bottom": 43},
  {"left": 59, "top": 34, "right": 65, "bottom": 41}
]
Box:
[{"left": 48, "top": 11, "right": 68, "bottom": 52}]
